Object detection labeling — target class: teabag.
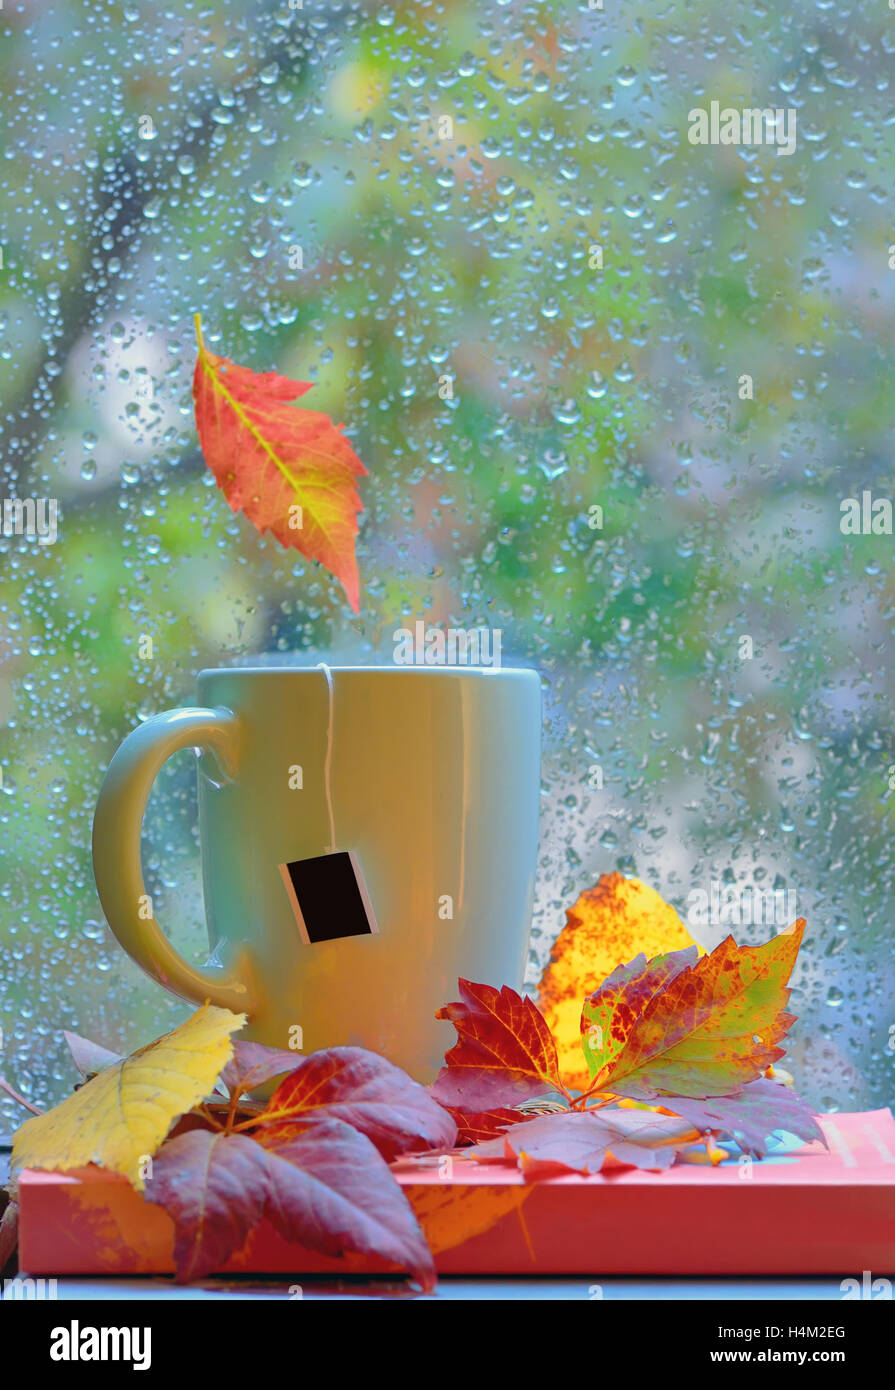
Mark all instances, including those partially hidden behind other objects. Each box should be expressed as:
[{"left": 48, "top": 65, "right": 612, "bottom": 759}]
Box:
[
  {"left": 279, "top": 849, "right": 378, "bottom": 944},
  {"left": 277, "top": 664, "right": 378, "bottom": 944}
]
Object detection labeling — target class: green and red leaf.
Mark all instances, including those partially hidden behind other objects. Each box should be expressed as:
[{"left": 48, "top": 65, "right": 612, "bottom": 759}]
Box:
[
  {"left": 586, "top": 922, "right": 806, "bottom": 1101},
  {"left": 580, "top": 947, "right": 698, "bottom": 1079}
]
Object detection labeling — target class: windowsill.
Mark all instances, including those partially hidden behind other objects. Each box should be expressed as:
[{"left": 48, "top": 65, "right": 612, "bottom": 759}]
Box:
[{"left": 18, "top": 1277, "right": 853, "bottom": 1302}]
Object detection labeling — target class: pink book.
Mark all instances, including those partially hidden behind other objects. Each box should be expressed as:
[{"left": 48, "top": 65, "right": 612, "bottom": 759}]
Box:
[{"left": 16, "top": 1109, "right": 895, "bottom": 1277}]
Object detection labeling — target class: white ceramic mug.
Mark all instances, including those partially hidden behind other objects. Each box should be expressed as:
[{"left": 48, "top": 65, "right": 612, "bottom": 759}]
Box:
[{"left": 92, "top": 666, "right": 541, "bottom": 1080}]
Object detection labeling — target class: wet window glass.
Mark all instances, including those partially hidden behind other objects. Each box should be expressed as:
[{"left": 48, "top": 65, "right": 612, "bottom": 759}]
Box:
[{"left": 1, "top": 0, "right": 892, "bottom": 1118}]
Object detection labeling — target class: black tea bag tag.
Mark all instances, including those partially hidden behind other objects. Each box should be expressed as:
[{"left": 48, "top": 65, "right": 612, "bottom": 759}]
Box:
[{"left": 279, "top": 850, "right": 378, "bottom": 945}]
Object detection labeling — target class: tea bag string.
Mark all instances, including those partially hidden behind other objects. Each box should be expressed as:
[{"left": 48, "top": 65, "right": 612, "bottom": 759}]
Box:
[{"left": 317, "top": 661, "right": 336, "bottom": 854}]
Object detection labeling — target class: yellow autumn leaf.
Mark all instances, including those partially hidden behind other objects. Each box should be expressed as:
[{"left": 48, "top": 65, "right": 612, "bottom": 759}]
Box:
[
  {"left": 538, "top": 873, "right": 702, "bottom": 1091},
  {"left": 12, "top": 1004, "right": 245, "bottom": 1190}
]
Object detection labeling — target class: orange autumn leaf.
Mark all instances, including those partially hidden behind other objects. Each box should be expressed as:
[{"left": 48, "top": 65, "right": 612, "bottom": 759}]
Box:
[
  {"left": 410, "top": 1183, "right": 533, "bottom": 1257},
  {"left": 586, "top": 920, "right": 806, "bottom": 1101},
  {"left": 538, "top": 873, "right": 701, "bottom": 1090},
  {"left": 192, "top": 315, "right": 367, "bottom": 611}
]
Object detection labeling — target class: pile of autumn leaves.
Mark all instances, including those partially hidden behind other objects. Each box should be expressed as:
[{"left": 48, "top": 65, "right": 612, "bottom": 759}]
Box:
[{"left": 2, "top": 875, "right": 823, "bottom": 1290}]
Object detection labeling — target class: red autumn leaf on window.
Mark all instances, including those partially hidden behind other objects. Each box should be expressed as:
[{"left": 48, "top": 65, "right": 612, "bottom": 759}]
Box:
[{"left": 192, "top": 314, "right": 367, "bottom": 612}]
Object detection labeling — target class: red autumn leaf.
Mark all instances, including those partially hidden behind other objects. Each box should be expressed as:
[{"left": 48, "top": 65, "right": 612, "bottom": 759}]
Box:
[
  {"left": 253, "top": 1046, "right": 456, "bottom": 1160},
  {"left": 584, "top": 922, "right": 806, "bottom": 1102},
  {"left": 145, "top": 1117, "right": 436, "bottom": 1290},
  {"left": 145, "top": 1129, "right": 271, "bottom": 1282},
  {"left": 219, "top": 1040, "right": 306, "bottom": 1098},
  {"left": 431, "top": 979, "right": 564, "bottom": 1112},
  {"left": 660, "top": 1077, "right": 825, "bottom": 1157},
  {"left": 471, "top": 1107, "right": 704, "bottom": 1179},
  {"left": 192, "top": 315, "right": 367, "bottom": 612},
  {"left": 142, "top": 1041, "right": 451, "bottom": 1286},
  {"left": 445, "top": 1106, "right": 527, "bottom": 1145},
  {"left": 255, "top": 1116, "right": 435, "bottom": 1291}
]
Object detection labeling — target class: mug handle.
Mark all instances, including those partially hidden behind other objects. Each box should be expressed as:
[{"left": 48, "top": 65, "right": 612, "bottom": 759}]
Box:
[{"left": 92, "top": 707, "right": 258, "bottom": 1014}]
